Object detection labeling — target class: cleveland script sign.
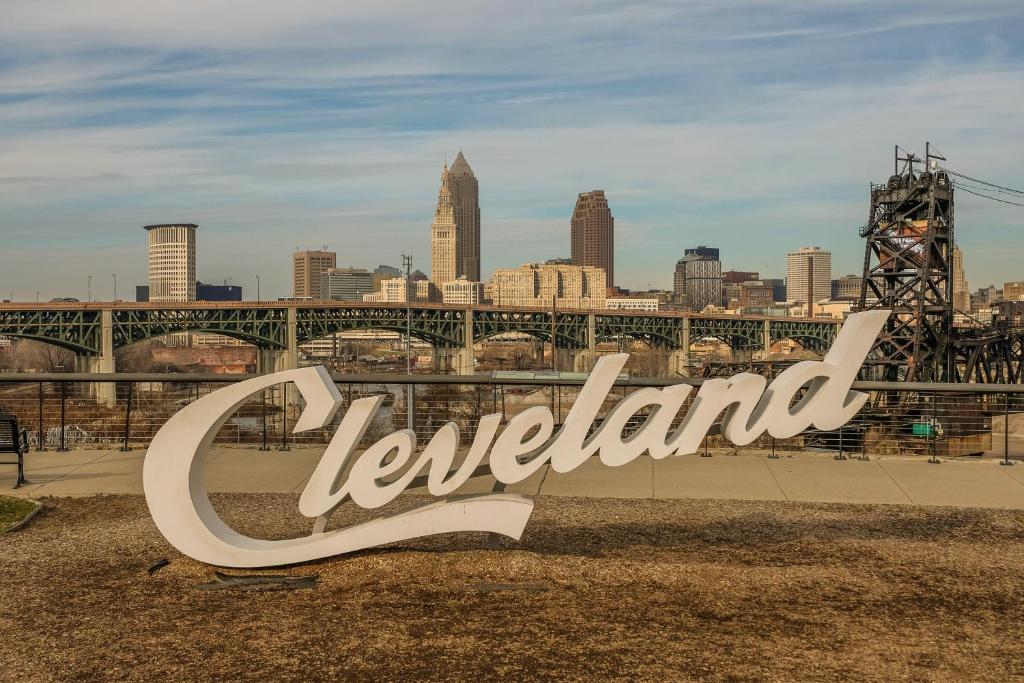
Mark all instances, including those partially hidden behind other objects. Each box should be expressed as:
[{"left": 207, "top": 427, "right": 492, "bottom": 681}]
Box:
[{"left": 143, "top": 310, "right": 888, "bottom": 568}]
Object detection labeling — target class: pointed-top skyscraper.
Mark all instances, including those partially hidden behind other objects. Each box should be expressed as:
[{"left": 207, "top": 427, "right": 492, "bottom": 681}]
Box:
[{"left": 431, "top": 151, "right": 481, "bottom": 286}]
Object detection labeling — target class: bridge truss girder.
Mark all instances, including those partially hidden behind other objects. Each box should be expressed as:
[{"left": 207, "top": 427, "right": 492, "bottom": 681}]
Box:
[
  {"left": 770, "top": 320, "right": 838, "bottom": 354},
  {"left": 594, "top": 314, "right": 681, "bottom": 348},
  {"left": 473, "top": 310, "right": 588, "bottom": 349},
  {"left": 297, "top": 307, "right": 465, "bottom": 348},
  {"left": 953, "top": 330, "right": 1024, "bottom": 384},
  {"left": 0, "top": 309, "right": 102, "bottom": 354},
  {"left": 113, "top": 308, "right": 290, "bottom": 350},
  {"left": 690, "top": 318, "right": 763, "bottom": 350}
]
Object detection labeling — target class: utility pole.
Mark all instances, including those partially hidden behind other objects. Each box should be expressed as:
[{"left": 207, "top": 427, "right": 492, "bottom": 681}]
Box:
[
  {"left": 551, "top": 294, "right": 557, "bottom": 372},
  {"left": 402, "top": 252, "right": 414, "bottom": 431}
]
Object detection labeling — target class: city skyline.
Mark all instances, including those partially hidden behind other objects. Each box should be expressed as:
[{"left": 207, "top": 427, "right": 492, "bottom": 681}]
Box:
[{"left": 2, "top": 2, "right": 1024, "bottom": 300}]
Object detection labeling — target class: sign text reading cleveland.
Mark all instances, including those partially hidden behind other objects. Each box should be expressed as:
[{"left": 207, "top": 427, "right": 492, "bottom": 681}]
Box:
[{"left": 144, "top": 310, "right": 888, "bottom": 568}]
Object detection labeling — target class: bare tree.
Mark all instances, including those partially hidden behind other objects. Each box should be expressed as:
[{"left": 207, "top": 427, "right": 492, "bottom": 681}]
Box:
[{"left": 10, "top": 340, "right": 75, "bottom": 372}]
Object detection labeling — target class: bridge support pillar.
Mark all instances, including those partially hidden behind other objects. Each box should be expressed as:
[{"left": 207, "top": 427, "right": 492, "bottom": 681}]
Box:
[
  {"left": 762, "top": 320, "right": 772, "bottom": 360},
  {"left": 78, "top": 309, "right": 116, "bottom": 406},
  {"left": 669, "top": 318, "right": 691, "bottom": 376},
  {"left": 566, "top": 313, "right": 597, "bottom": 372},
  {"left": 256, "top": 350, "right": 294, "bottom": 374},
  {"left": 453, "top": 309, "right": 475, "bottom": 376},
  {"left": 572, "top": 350, "right": 596, "bottom": 373},
  {"left": 286, "top": 306, "right": 298, "bottom": 372},
  {"left": 556, "top": 349, "right": 578, "bottom": 372}
]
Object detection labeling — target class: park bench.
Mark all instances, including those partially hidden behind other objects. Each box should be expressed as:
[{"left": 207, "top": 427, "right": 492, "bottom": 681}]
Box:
[{"left": 0, "top": 413, "right": 29, "bottom": 489}]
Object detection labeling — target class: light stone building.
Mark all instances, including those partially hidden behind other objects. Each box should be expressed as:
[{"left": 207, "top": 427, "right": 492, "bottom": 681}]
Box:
[
  {"left": 786, "top": 246, "right": 832, "bottom": 306},
  {"left": 416, "top": 280, "right": 441, "bottom": 303},
  {"left": 362, "top": 277, "right": 408, "bottom": 303},
  {"left": 145, "top": 223, "right": 197, "bottom": 302},
  {"left": 443, "top": 277, "right": 484, "bottom": 306},
  {"left": 606, "top": 298, "right": 659, "bottom": 312},
  {"left": 431, "top": 152, "right": 480, "bottom": 287},
  {"left": 489, "top": 262, "right": 606, "bottom": 310},
  {"left": 1004, "top": 281, "right": 1024, "bottom": 302},
  {"left": 831, "top": 274, "right": 863, "bottom": 301},
  {"left": 293, "top": 250, "right": 337, "bottom": 300}
]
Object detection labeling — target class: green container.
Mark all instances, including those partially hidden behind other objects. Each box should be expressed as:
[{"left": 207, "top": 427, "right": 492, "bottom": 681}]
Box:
[{"left": 912, "top": 422, "right": 936, "bottom": 437}]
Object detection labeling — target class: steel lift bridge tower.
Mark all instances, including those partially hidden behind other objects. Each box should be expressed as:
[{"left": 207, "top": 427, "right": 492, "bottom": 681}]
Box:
[{"left": 858, "top": 143, "right": 954, "bottom": 382}]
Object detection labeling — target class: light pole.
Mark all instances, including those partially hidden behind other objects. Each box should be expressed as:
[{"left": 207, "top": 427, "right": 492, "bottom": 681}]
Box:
[
  {"left": 35, "top": 291, "right": 40, "bottom": 303},
  {"left": 256, "top": 275, "right": 261, "bottom": 302},
  {"left": 402, "top": 252, "right": 413, "bottom": 431},
  {"left": 88, "top": 275, "right": 92, "bottom": 302},
  {"left": 112, "top": 273, "right": 117, "bottom": 301}
]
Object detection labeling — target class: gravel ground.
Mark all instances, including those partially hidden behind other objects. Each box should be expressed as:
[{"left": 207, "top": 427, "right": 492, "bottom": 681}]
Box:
[{"left": 3, "top": 494, "right": 1024, "bottom": 682}]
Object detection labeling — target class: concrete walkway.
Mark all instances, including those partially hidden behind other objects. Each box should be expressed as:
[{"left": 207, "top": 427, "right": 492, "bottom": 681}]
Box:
[{"left": 6, "top": 446, "right": 1024, "bottom": 509}]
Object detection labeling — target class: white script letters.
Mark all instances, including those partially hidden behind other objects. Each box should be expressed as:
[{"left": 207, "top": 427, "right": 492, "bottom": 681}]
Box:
[{"left": 144, "top": 310, "right": 889, "bottom": 568}]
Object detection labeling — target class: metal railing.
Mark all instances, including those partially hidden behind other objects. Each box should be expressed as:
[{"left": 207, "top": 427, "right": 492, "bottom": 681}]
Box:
[{"left": 0, "top": 372, "right": 1020, "bottom": 463}]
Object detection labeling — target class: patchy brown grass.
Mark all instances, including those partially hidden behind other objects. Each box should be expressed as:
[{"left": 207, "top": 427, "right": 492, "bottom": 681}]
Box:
[
  {"left": 3, "top": 494, "right": 1024, "bottom": 681},
  {"left": 0, "top": 495, "right": 36, "bottom": 532}
]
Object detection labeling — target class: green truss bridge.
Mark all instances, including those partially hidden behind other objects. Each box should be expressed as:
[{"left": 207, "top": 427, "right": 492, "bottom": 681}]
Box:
[{"left": 0, "top": 302, "right": 840, "bottom": 375}]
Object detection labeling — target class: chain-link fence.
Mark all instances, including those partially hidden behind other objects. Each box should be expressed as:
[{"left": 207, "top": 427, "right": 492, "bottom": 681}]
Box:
[{"left": 0, "top": 373, "right": 1019, "bottom": 461}]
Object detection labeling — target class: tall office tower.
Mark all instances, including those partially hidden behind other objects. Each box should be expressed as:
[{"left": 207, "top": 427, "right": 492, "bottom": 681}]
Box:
[
  {"left": 449, "top": 152, "right": 481, "bottom": 282},
  {"left": 431, "top": 164, "right": 458, "bottom": 286},
  {"left": 684, "top": 245, "right": 720, "bottom": 261},
  {"left": 571, "top": 190, "right": 614, "bottom": 288},
  {"left": 673, "top": 252, "right": 723, "bottom": 311},
  {"left": 321, "top": 267, "right": 375, "bottom": 301},
  {"left": 431, "top": 152, "right": 481, "bottom": 286},
  {"left": 786, "top": 246, "right": 832, "bottom": 306},
  {"left": 293, "top": 250, "right": 337, "bottom": 300},
  {"left": 145, "top": 223, "right": 197, "bottom": 302},
  {"left": 952, "top": 245, "right": 970, "bottom": 312}
]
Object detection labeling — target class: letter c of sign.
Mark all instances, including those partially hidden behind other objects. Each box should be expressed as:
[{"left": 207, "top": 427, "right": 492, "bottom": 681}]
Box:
[{"left": 143, "top": 366, "right": 533, "bottom": 568}]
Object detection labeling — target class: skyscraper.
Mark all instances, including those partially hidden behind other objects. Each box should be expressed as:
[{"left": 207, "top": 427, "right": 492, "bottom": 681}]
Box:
[
  {"left": 786, "top": 246, "right": 832, "bottom": 307},
  {"left": 145, "top": 223, "right": 197, "bottom": 302},
  {"left": 673, "top": 251, "right": 722, "bottom": 311},
  {"left": 321, "top": 267, "right": 375, "bottom": 301},
  {"left": 952, "top": 245, "right": 970, "bottom": 313},
  {"left": 571, "top": 190, "right": 614, "bottom": 288},
  {"left": 293, "top": 250, "right": 336, "bottom": 300},
  {"left": 431, "top": 151, "right": 480, "bottom": 286},
  {"left": 449, "top": 152, "right": 481, "bottom": 282}
]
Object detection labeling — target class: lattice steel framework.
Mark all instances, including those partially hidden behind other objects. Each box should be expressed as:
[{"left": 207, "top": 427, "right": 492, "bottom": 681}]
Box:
[
  {"left": 690, "top": 317, "right": 764, "bottom": 350},
  {"left": 594, "top": 314, "right": 681, "bottom": 348},
  {"left": 770, "top": 319, "right": 838, "bottom": 353},
  {"left": 953, "top": 330, "right": 1024, "bottom": 384},
  {"left": 0, "top": 308, "right": 102, "bottom": 354},
  {"left": 112, "top": 307, "right": 289, "bottom": 349},
  {"left": 0, "top": 304, "right": 841, "bottom": 355},
  {"left": 858, "top": 144, "right": 954, "bottom": 381},
  {"left": 296, "top": 306, "right": 465, "bottom": 348},
  {"left": 473, "top": 310, "right": 589, "bottom": 348}
]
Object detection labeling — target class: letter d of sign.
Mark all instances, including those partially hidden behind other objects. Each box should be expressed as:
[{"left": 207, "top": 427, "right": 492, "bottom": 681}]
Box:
[{"left": 144, "top": 311, "right": 889, "bottom": 568}]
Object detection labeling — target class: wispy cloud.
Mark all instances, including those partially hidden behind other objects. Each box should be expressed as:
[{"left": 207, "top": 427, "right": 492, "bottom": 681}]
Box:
[{"left": 1, "top": 1, "right": 1023, "bottom": 299}]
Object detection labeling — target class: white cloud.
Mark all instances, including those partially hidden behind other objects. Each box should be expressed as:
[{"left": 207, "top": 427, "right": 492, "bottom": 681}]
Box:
[{"left": 1, "top": 1, "right": 1023, "bottom": 298}]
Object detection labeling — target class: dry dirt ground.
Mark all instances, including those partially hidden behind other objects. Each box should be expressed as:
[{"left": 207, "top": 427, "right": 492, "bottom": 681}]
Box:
[{"left": 4, "top": 494, "right": 1024, "bottom": 682}]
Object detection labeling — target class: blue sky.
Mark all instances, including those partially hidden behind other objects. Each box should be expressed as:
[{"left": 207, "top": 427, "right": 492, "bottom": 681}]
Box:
[{"left": 2, "top": 1, "right": 1024, "bottom": 300}]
